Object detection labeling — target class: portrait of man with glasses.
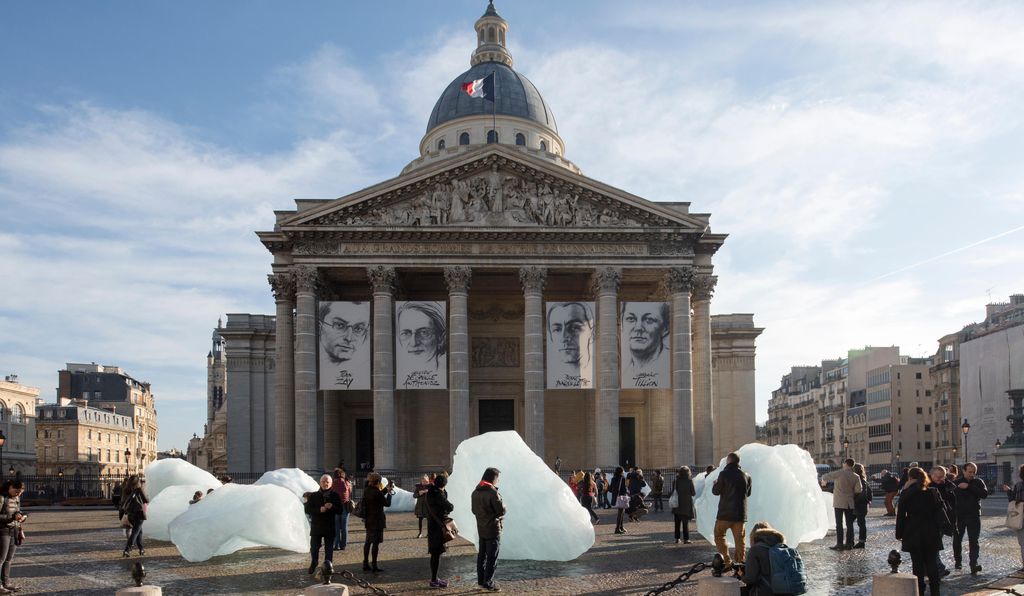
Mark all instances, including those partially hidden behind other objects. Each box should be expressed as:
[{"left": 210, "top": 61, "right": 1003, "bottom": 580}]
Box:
[
  {"left": 395, "top": 301, "right": 447, "bottom": 389},
  {"left": 318, "top": 301, "right": 371, "bottom": 390}
]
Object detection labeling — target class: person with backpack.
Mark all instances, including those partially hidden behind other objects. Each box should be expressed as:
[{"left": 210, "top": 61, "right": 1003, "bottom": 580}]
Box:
[
  {"left": 0, "top": 480, "right": 26, "bottom": 594},
  {"left": 712, "top": 452, "right": 753, "bottom": 569},
  {"left": 852, "top": 463, "right": 872, "bottom": 549},
  {"left": 896, "top": 467, "right": 945, "bottom": 596},
  {"left": 671, "top": 466, "right": 696, "bottom": 544},
  {"left": 930, "top": 466, "right": 957, "bottom": 577},
  {"left": 953, "top": 462, "right": 988, "bottom": 574},
  {"left": 742, "top": 521, "right": 807, "bottom": 596},
  {"left": 118, "top": 474, "right": 149, "bottom": 557}
]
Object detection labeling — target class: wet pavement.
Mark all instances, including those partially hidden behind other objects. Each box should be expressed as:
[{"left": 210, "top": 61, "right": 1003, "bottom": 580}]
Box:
[{"left": 12, "top": 505, "right": 1024, "bottom": 594}]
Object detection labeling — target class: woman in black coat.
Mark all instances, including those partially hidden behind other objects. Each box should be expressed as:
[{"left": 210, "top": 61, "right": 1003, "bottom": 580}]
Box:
[
  {"left": 672, "top": 466, "right": 696, "bottom": 544},
  {"left": 304, "top": 474, "right": 343, "bottom": 574},
  {"left": 361, "top": 472, "right": 394, "bottom": 573},
  {"left": 853, "top": 463, "right": 873, "bottom": 548},
  {"left": 895, "top": 467, "right": 944, "bottom": 596},
  {"left": 610, "top": 466, "right": 629, "bottom": 534},
  {"left": 425, "top": 475, "right": 455, "bottom": 589},
  {"left": 119, "top": 475, "right": 149, "bottom": 557}
]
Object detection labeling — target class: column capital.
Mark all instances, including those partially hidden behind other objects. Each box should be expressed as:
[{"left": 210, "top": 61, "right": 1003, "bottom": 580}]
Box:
[
  {"left": 518, "top": 266, "right": 547, "bottom": 294},
  {"left": 444, "top": 266, "right": 472, "bottom": 293},
  {"left": 590, "top": 267, "right": 621, "bottom": 296},
  {"left": 292, "top": 265, "right": 320, "bottom": 295},
  {"left": 663, "top": 266, "right": 695, "bottom": 294},
  {"left": 267, "top": 271, "right": 295, "bottom": 302},
  {"left": 692, "top": 274, "right": 718, "bottom": 301},
  {"left": 366, "top": 265, "right": 396, "bottom": 294}
]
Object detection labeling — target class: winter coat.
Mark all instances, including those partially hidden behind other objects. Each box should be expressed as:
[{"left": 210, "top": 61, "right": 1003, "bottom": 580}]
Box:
[
  {"left": 821, "top": 467, "right": 862, "bottom": 510},
  {"left": 361, "top": 485, "right": 393, "bottom": 533},
  {"left": 628, "top": 478, "right": 647, "bottom": 497},
  {"left": 933, "top": 478, "right": 958, "bottom": 525},
  {"left": 895, "top": 486, "right": 944, "bottom": 554},
  {"left": 120, "top": 488, "right": 149, "bottom": 521},
  {"left": 471, "top": 483, "right": 506, "bottom": 540},
  {"left": 672, "top": 476, "right": 696, "bottom": 518},
  {"left": 652, "top": 475, "right": 664, "bottom": 496},
  {"left": 414, "top": 482, "right": 430, "bottom": 519},
  {"left": 743, "top": 527, "right": 786, "bottom": 596},
  {"left": 609, "top": 474, "right": 628, "bottom": 499},
  {"left": 305, "top": 489, "right": 342, "bottom": 537},
  {"left": 854, "top": 475, "right": 873, "bottom": 515},
  {"left": 713, "top": 463, "right": 752, "bottom": 522},
  {"left": 954, "top": 476, "right": 988, "bottom": 519},
  {"left": 425, "top": 485, "right": 454, "bottom": 554},
  {"left": 881, "top": 474, "right": 900, "bottom": 493}
]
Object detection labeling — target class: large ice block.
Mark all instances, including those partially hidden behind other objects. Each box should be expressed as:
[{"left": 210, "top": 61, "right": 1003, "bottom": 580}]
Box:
[
  {"left": 387, "top": 487, "right": 416, "bottom": 512},
  {"left": 168, "top": 483, "right": 309, "bottom": 562},
  {"left": 147, "top": 484, "right": 207, "bottom": 541},
  {"left": 448, "top": 431, "right": 594, "bottom": 561},
  {"left": 254, "top": 468, "right": 318, "bottom": 498},
  {"left": 144, "top": 459, "right": 220, "bottom": 499},
  {"left": 694, "top": 443, "right": 830, "bottom": 547}
]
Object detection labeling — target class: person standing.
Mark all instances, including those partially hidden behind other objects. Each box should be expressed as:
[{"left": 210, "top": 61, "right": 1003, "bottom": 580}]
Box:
[
  {"left": 580, "top": 472, "right": 599, "bottom": 524},
  {"left": 554, "top": 456, "right": 561, "bottom": 476},
  {"left": 119, "top": 475, "right": 149, "bottom": 557},
  {"left": 361, "top": 473, "right": 394, "bottom": 573},
  {"left": 820, "top": 459, "right": 862, "bottom": 551},
  {"left": 601, "top": 472, "right": 612, "bottom": 509},
  {"left": 852, "top": 463, "right": 872, "bottom": 549},
  {"left": 953, "top": 462, "right": 988, "bottom": 574},
  {"left": 712, "top": 452, "right": 752, "bottom": 569},
  {"left": 414, "top": 474, "right": 431, "bottom": 539},
  {"left": 0, "top": 480, "right": 26, "bottom": 593},
  {"left": 425, "top": 474, "right": 455, "bottom": 589},
  {"left": 595, "top": 469, "right": 607, "bottom": 510},
  {"left": 331, "top": 468, "right": 352, "bottom": 551},
  {"left": 610, "top": 466, "right": 629, "bottom": 534},
  {"left": 895, "top": 467, "right": 944, "bottom": 596},
  {"left": 881, "top": 470, "right": 899, "bottom": 516},
  {"left": 651, "top": 470, "right": 665, "bottom": 513},
  {"left": 305, "top": 474, "right": 342, "bottom": 575},
  {"left": 672, "top": 466, "right": 696, "bottom": 544},
  {"left": 471, "top": 467, "right": 505, "bottom": 592},
  {"left": 931, "top": 466, "right": 957, "bottom": 577},
  {"left": 1002, "top": 464, "right": 1024, "bottom": 570}
]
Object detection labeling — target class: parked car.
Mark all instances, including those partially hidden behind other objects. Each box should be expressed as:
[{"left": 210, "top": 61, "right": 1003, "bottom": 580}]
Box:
[{"left": 816, "top": 464, "right": 836, "bottom": 493}]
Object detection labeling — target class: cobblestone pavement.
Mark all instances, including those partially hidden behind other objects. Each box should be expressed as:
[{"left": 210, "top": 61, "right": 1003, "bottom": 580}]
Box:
[{"left": 11, "top": 506, "right": 1024, "bottom": 595}]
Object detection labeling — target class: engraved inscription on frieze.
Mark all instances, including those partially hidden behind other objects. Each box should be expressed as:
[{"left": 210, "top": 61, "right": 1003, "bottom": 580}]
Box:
[
  {"left": 293, "top": 241, "right": 648, "bottom": 256},
  {"left": 471, "top": 337, "right": 521, "bottom": 369}
]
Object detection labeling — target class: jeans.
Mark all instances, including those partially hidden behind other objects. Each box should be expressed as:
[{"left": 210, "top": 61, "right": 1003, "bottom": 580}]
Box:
[
  {"left": 855, "top": 511, "right": 867, "bottom": 543},
  {"left": 674, "top": 515, "right": 691, "bottom": 541},
  {"left": 834, "top": 508, "right": 855, "bottom": 546},
  {"left": 477, "top": 537, "right": 500, "bottom": 587},
  {"left": 909, "top": 548, "right": 941, "bottom": 595},
  {"left": 125, "top": 516, "right": 145, "bottom": 553},
  {"left": 582, "top": 495, "right": 598, "bottom": 523},
  {"left": 954, "top": 515, "right": 981, "bottom": 567},
  {"left": 1016, "top": 528, "right": 1024, "bottom": 567},
  {"left": 0, "top": 531, "right": 16, "bottom": 586},
  {"left": 333, "top": 508, "right": 350, "bottom": 550},
  {"left": 714, "top": 520, "right": 746, "bottom": 566},
  {"left": 311, "top": 534, "right": 334, "bottom": 567}
]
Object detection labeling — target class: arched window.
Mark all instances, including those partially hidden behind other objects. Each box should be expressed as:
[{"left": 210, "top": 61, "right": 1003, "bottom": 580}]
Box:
[
  {"left": 459, "top": 132, "right": 470, "bottom": 146},
  {"left": 499, "top": 29, "right": 506, "bottom": 45},
  {"left": 478, "top": 29, "right": 484, "bottom": 44},
  {"left": 487, "top": 130, "right": 498, "bottom": 143},
  {"left": 487, "top": 26, "right": 496, "bottom": 42},
  {"left": 437, "top": 138, "right": 446, "bottom": 151},
  {"left": 539, "top": 140, "right": 548, "bottom": 152},
  {"left": 0, "top": 402, "right": 6, "bottom": 422},
  {"left": 11, "top": 404, "right": 23, "bottom": 423},
  {"left": 515, "top": 133, "right": 526, "bottom": 146}
]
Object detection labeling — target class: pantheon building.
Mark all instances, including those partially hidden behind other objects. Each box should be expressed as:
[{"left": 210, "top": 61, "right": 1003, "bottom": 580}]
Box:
[{"left": 227, "top": 3, "right": 763, "bottom": 475}]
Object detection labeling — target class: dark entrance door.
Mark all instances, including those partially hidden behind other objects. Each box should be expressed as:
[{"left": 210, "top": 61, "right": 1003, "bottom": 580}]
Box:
[
  {"left": 619, "top": 417, "right": 636, "bottom": 468},
  {"left": 356, "top": 418, "right": 374, "bottom": 472},
  {"left": 478, "top": 400, "right": 515, "bottom": 434}
]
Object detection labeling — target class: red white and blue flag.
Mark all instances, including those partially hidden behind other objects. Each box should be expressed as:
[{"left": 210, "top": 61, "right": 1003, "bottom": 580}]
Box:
[{"left": 461, "top": 73, "right": 495, "bottom": 101}]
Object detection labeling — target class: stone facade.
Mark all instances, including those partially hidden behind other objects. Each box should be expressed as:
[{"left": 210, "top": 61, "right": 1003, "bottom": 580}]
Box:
[
  {"left": 185, "top": 323, "right": 229, "bottom": 475},
  {"left": 35, "top": 400, "right": 135, "bottom": 476},
  {"left": 221, "top": 314, "right": 276, "bottom": 474},
  {"left": 0, "top": 375, "right": 39, "bottom": 475}
]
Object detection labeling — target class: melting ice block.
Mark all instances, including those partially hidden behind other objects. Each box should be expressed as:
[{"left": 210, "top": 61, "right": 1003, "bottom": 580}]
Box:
[
  {"left": 169, "top": 483, "right": 309, "bottom": 562},
  {"left": 448, "top": 431, "right": 594, "bottom": 561},
  {"left": 254, "top": 468, "right": 318, "bottom": 498},
  {"left": 147, "top": 484, "right": 207, "bottom": 541},
  {"left": 694, "top": 443, "right": 831, "bottom": 547},
  {"left": 387, "top": 487, "right": 416, "bottom": 512},
  {"left": 144, "top": 459, "right": 220, "bottom": 499}
]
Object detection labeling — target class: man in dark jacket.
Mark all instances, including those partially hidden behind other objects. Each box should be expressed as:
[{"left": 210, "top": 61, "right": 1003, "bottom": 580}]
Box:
[
  {"left": 712, "top": 452, "right": 753, "bottom": 568},
  {"left": 304, "top": 474, "right": 343, "bottom": 575},
  {"left": 471, "top": 467, "right": 505, "bottom": 592},
  {"left": 953, "top": 462, "right": 988, "bottom": 574},
  {"left": 881, "top": 470, "right": 900, "bottom": 516},
  {"left": 929, "top": 466, "right": 957, "bottom": 577}
]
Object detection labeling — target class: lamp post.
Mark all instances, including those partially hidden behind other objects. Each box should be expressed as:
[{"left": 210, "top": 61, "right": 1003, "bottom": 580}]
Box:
[
  {"left": 0, "top": 430, "right": 6, "bottom": 481},
  {"left": 843, "top": 437, "right": 850, "bottom": 458},
  {"left": 997, "top": 439, "right": 1003, "bottom": 451},
  {"left": 895, "top": 451, "right": 901, "bottom": 470},
  {"left": 125, "top": 448, "right": 132, "bottom": 476},
  {"left": 962, "top": 418, "right": 971, "bottom": 466},
  {"left": 952, "top": 446, "right": 957, "bottom": 466},
  {"left": 58, "top": 468, "right": 64, "bottom": 500}
]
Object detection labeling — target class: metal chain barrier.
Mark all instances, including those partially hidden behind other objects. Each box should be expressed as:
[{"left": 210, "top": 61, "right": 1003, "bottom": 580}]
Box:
[
  {"left": 644, "top": 561, "right": 710, "bottom": 596},
  {"left": 1000, "top": 589, "right": 1024, "bottom": 596},
  {"left": 338, "top": 569, "right": 391, "bottom": 595}
]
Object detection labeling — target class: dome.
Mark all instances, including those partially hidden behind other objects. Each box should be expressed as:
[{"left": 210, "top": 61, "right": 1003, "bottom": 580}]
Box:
[{"left": 425, "top": 62, "right": 557, "bottom": 135}]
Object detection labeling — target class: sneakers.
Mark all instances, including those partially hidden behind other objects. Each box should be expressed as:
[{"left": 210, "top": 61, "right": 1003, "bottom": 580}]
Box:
[
  {"left": 483, "top": 583, "right": 500, "bottom": 592},
  {"left": 853, "top": 542, "right": 865, "bottom": 549},
  {"left": 674, "top": 539, "right": 680, "bottom": 544},
  {"left": 971, "top": 564, "right": 982, "bottom": 575},
  {"left": 954, "top": 562, "right": 962, "bottom": 570},
  {"left": 429, "top": 579, "right": 449, "bottom": 588}
]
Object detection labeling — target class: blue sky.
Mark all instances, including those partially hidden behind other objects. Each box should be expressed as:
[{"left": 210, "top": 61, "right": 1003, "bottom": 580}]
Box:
[{"left": 2, "top": 1, "right": 1023, "bottom": 452}]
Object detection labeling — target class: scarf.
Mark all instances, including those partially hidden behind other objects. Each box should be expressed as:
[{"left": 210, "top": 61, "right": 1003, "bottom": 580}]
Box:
[{"left": 478, "top": 480, "right": 496, "bottom": 490}]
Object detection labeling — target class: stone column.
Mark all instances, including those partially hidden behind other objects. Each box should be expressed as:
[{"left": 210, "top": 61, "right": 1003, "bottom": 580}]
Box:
[
  {"left": 269, "top": 272, "right": 296, "bottom": 469},
  {"left": 692, "top": 274, "right": 717, "bottom": 466},
  {"left": 293, "top": 265, "right": 320, "bottom": 472},
  {"left": 519, "top": 266, "right": 547, "bottom": 455},
  {"left": 367, "top": 266, "right": 397, "bottom": 473},
  {"left": 665, "top": 267, "right": 695, "bottom": 466},
  {"left": 445, "top": 266, "right": 472, "bottom": 455},
  {"left": 592, "top": 267, "right": 622, "bottom": 469},
  {"left": 323, "top": 391, "right": 341, "bottom": 470}
]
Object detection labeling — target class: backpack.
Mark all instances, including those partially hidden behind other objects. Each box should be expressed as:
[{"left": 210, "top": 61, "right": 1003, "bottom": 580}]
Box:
[{"left": 768, "top": 543, "right": 808, "bottom": 595}]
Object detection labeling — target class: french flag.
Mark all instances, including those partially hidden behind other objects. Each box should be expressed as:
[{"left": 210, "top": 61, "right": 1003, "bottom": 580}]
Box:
[{"left": 461, "top": 73, "right": 495, "bottom": 101}]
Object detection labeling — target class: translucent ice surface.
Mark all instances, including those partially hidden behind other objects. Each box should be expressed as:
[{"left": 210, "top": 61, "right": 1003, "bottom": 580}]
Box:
[
  {"left": 147, "top": 484, "right": 206, "bottom": 541},
  {"left": 694, "top": 443, "right": 830, "bottom": 547},
  {"left": 387, "top": 487, "right": 416, "bottom": 512},
  {"left": 448, "top": 431, "right": 594, "bottom": 561},
  {"left": 144, "top": 459, "right": 220, "bottom": 499},
  {"left": 169, "top": 483, "right": 309, "bottom": 562},
  {"left": 254, "top": 468, "right": 318, "bottom": 498}
]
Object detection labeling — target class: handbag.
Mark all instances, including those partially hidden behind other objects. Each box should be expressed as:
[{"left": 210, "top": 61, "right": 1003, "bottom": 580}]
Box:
[
  {"left": 120, "top": 516, "right": 132, "bottom": 529},
  {"left": 352, "top": 499, "right": 365, "bottom": 519},
  {"left": 14, "top": 528, "right": 24, "bottom": 546},
  {"left": 615, "top": 495, "right": 630, "bottom": 509},
  {"left": 425, "top": 492, "right": 459, "bottom": 543},
  {"left": 1007, "top": 501, "right": 1024, "bottom": 530}
]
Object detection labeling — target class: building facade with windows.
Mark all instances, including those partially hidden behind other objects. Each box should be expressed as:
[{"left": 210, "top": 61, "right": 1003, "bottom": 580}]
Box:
[
  {"left": 35, "top": 400, "right": 136, "bottom": 476},
  {"left": 186, "top": 321, "right": 230, "bottom": 475},
  {"left": 0, "top": 375, "right": 39, "bottom": 475}
]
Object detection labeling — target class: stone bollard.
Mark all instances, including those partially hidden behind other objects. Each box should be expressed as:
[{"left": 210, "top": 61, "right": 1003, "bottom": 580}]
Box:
[
  {"left": 871, "top": 573, "right": 918, "bottom": 596},
  {"left": 697, "top": 576, "right": 743, "bottom": 596},
  {"left": 300, "top": 585, "right": 349, "bottom": 595},
  {"left": 116, "top": 587, "right": 162, "bottom": 596}
]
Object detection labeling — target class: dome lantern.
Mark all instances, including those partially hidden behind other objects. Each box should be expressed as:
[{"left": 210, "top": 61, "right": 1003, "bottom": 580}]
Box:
[{"left": 472, "top": 1, "right": 513, "bottom": 68}]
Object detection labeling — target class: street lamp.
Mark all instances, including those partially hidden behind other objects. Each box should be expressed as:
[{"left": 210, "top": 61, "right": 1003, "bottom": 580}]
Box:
[
  {"left": 843, "top": 437, "right": 850, "bottom": 457},
  {"left": 58, "top": 468, "right": 64, "bottom": 500},
  {"left": 997, "top": 439, "right": 1003, "bottom": 451},
  {"left": 962, "top": 418, "right": 971, "bottom": 466},
  {"left": 895, "top": 451, "right": 901, "bottom": 469},
  {"left": 125, "top": 448, "right": 132, "bottom": 475}
]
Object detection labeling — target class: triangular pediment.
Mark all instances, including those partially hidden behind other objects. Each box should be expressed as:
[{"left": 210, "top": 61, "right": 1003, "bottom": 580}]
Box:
[{"left": 281, "top": 146, "right": 708, "bottom": 232}]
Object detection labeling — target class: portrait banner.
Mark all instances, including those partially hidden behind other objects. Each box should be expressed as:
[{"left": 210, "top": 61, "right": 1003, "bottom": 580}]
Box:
[
  {"left": 620, "top": 302, "right": 671, "bottom": 388},
  {"left": 395, "top": 301, "right": 448, "bottom": 389},
  {"left": 545, "top": 301, "right": 595, "bottom": 389},
  {"left": 318, "top": 301, "right": 371, "bottom": 390}
]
